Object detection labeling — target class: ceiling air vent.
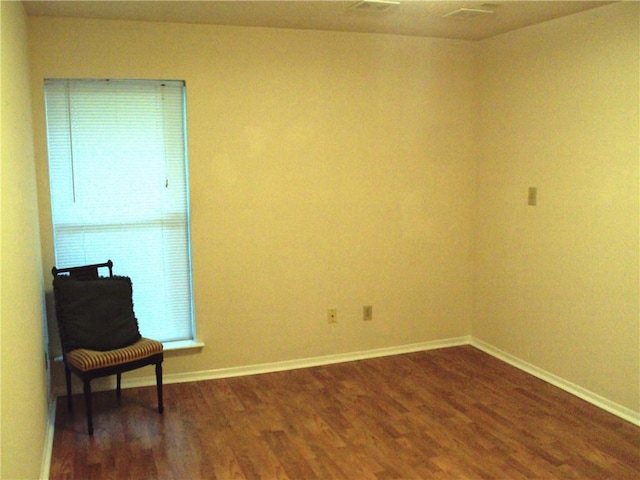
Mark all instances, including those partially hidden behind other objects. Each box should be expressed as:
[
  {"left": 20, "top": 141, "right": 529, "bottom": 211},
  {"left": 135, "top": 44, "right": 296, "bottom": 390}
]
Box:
[
  {"left": 349, "top": 1, "right": 400, "bottom": 12},
  {"left": 442, "top": 8, "right": 494, "bottom": 20}
]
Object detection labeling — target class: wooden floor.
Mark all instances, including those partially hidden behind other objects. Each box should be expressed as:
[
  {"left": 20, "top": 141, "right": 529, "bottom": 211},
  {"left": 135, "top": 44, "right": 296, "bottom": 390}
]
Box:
[{"left": 50, "top": 346, "right": 639, "bottom": 479}]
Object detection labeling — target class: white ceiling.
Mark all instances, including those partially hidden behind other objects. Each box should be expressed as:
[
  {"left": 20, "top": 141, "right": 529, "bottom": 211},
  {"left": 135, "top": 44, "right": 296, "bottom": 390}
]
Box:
[{"left": 23, "top": 0, "right": 613, "bottom": 41}]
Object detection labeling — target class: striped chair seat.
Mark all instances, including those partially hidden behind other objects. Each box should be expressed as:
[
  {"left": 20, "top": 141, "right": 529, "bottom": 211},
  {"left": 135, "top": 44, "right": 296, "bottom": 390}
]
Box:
[{"left": 66, "top": 337, "right": 163, "bottom": 372}]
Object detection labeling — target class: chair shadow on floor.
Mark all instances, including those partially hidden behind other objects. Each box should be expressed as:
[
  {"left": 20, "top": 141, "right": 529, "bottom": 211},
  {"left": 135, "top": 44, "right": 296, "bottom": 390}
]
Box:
[{"left": 55, "top": 386, "right": 164, "bottom": 435}]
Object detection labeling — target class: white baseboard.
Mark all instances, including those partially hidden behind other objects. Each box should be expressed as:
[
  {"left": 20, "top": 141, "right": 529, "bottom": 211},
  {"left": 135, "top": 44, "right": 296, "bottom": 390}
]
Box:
[
  {"left": 471, "top": 337, "right": 640, "bottom": 426},
  {"left": 95, "top": 336, "right": 468, "bottom": 389},
  {"left": 161, "top": 335, "right": 472, "bottom": 386},
  {"left": 51, "top": 334, "right": 639, "bottom": 427},
  {"left": 40, "top": 396, "right": 56, "bottom": 480},
  {"left": 54, "top": 336, "right": 471, "bottom": 395}
]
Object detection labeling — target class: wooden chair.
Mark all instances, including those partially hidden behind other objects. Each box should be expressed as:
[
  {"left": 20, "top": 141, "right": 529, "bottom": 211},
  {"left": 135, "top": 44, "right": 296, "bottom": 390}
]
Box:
[{"left": 51, "top": 260, "right": 164, "bottom": 435}]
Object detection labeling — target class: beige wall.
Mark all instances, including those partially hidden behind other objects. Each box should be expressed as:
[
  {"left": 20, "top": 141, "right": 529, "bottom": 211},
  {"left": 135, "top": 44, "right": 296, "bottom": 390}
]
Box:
[
  {"left": 24, "top": 0, "right": 639, "bottom": 433},
  {"left": 475, "top": 2, "right": 639, "bottom": 412},
  {"left": 28, "top": 18, "right": 476, "bottom": 379},
  {"left": 1, "top": 1, "right": 50, "bottom": 479}
]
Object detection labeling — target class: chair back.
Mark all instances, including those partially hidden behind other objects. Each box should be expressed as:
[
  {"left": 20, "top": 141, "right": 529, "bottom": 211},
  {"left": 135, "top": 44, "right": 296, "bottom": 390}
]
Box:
[{"left": 52, "top": 259, "right": 113, "bottom": 280}]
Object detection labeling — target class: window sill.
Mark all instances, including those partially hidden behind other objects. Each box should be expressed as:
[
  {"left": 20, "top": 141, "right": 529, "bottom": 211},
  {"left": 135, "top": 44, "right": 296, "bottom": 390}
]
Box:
[{"left": 162, "top": 340, "right": 205, "bottom": 352}]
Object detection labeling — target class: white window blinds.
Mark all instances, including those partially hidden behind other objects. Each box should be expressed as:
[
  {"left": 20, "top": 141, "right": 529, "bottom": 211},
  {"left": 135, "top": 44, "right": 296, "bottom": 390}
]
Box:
[{"left": 44, "top": 79, "right": 194, "bottom": 343}]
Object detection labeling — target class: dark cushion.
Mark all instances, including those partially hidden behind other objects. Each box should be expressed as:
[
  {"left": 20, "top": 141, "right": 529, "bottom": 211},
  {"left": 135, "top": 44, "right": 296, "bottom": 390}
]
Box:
[{"left": 53, "top": 275, "right": 141, "bottom": 352}]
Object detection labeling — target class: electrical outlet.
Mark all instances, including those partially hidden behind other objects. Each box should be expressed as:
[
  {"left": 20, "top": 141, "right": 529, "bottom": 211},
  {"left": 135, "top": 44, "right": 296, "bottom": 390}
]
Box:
[
  {"left": 363, "top": 305, "right": 373, "bottom": 321},
  {"left": 328, "top": 308, "right": 337, "bottom": 324},
  {"left": 528, "top": 187, "right": 537, "bottom": 206}
]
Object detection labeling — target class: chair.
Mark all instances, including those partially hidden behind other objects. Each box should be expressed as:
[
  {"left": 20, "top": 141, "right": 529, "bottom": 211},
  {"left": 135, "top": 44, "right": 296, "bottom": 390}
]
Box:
[{"left": 51, "top": 260, "right": 164, "bottom": 435}]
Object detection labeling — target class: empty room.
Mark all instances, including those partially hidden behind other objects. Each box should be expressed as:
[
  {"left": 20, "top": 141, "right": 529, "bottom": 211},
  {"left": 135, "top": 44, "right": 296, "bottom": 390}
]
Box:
[{"left": 1, "top": 1, "right": 638, "bottom": 479}]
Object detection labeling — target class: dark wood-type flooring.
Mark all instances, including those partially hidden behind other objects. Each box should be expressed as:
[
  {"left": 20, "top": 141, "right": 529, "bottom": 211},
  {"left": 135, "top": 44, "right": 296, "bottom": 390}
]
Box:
[{"left": 50, "top": 346, "right": 640, "bottom": 479}]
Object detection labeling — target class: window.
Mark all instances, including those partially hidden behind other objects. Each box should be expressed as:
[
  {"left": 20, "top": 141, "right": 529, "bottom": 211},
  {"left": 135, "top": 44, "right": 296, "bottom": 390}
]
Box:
[{"left": 44, "top": 79, "right": 194, "bottom": 344}]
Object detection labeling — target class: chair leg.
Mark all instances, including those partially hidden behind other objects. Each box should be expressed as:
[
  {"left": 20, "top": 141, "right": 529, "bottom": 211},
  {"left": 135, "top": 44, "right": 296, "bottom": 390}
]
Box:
[
  {"left": 156, "top": 362, "right": 164, "bottom": 414},
  {"left": 83, "top": 381, "right": 94, "bottom": 435},
  {"left": 64, "top": 364, "right": 73, "bottom": 411},
  {"left": 116, "top": 373, "right": 122, "bottom": 399}
]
